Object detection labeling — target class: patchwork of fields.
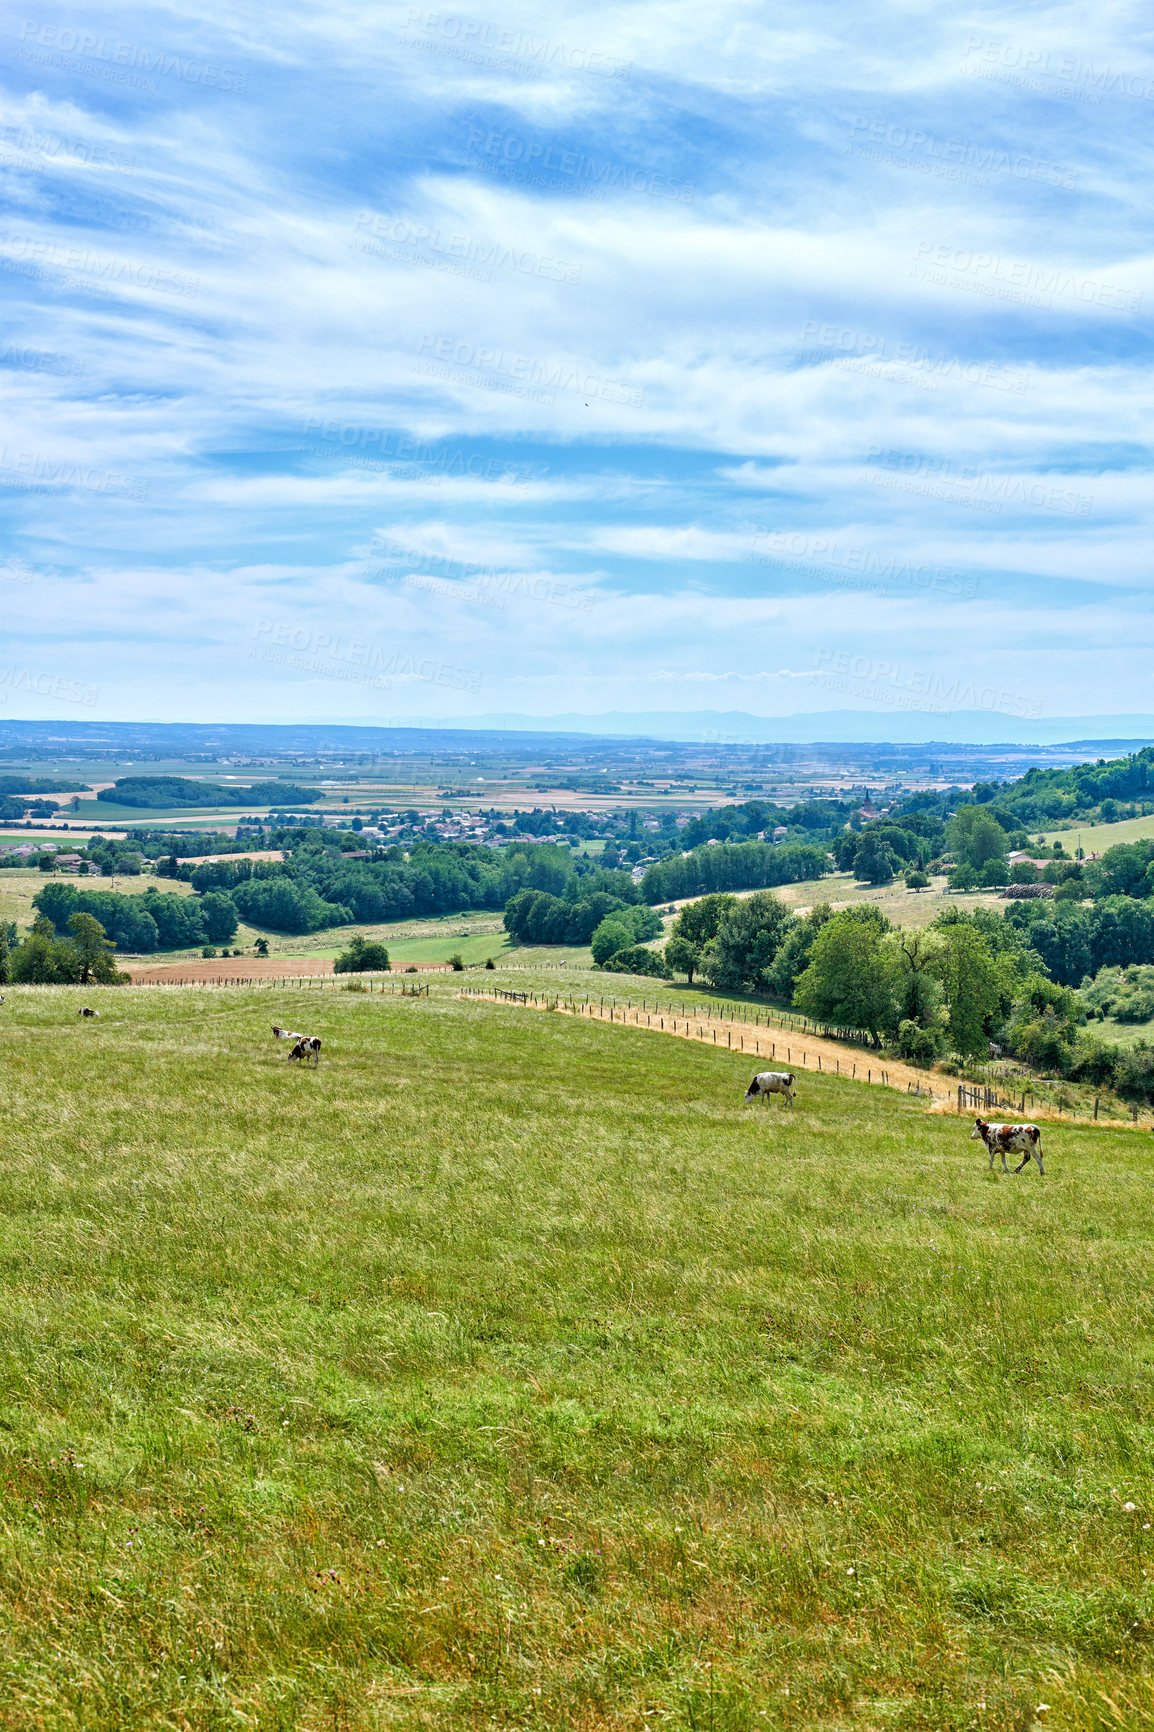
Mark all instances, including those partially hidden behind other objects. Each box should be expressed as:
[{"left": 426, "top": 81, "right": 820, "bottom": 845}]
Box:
[{"left": 1, "top": 978, "right": 1151, "bottom": 1728}]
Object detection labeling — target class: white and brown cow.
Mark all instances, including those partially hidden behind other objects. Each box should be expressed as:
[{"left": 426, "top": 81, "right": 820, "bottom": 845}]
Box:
[
  {"left": 287, "top": 1035, "right": 322, "bottom": 1068},
  {"left": 970, "top": 1118, "right": 1044, "bottom": 1175},
  {"left": 272, "top": 1024, "right": 303, "bottom": 1043},
  {"left": 745, "top": 1071, "right": 795, "bottom": 1107}
]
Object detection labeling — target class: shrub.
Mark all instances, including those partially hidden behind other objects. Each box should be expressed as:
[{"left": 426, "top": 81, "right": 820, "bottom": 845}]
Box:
[
  {"left": 896, "top": 1019, "right": 946, "bottom": 1067},
  {"left": 600, "top": 945, "right": 671, "bottom": 978},
  {"left": 484, "top": 957, "right": 495, "bottom": 969},
  {"left": 201, "top": 946, "right": 217, "bottom": 959},
  {"left": 334, "top": 933, "right": 390, "bottom": 973},
  {"left": 591, "top": 919, "right": 634, "bottom": 966},
  {"left": 448, "top": 953, "right": 465, "bottom": 971}
]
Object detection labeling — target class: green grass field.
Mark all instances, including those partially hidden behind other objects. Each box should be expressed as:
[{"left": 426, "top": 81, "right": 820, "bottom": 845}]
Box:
[
  {"left": 1, "top": 978, "right": 1151, "bottom": 1729},
  {"left": 1041, "top": 814, "right": 1154, "bottom": 853}
]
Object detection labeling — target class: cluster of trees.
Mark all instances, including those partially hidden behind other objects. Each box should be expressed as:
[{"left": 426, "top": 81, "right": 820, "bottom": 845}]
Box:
[
  {"left": 2, "top": 912, "right": 126, "bottom": 985},
  {"left": 638, "top": 841, "right": 830, "bottom": 903},
  {"left": 651, "top": 884, "right": 1154, "bottom": 1104},
  {"left": 0, "top": 775, "right": 88, "bottom": 822},
  {"left": 971, "top": 746, "right": 1154, "bottom": 828},
  {"left": 1001, "top": 895, "right": 1154, "bottom": 985},
  {"left": 333, "top": 934, "right": 391, "bottom": 973},
  {"left": 831, "top": 813, "right": 944, "bottom": 883},
  {"left": 97, "top": 775, "right": 321, "bottom": 808},
  {"left": 33, "top": 882, "right": 238, "bottom": 952},
  {"left": 676, "top": 798, "right": 849, "bottom": 851},
  {"left": 504, "top": 885, "right": 662, "bottom": 952}
]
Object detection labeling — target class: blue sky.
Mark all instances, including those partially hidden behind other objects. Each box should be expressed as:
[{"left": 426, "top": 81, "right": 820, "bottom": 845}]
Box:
[{"left": 2, "top": 2, "right": 1151, "bottom": 732}]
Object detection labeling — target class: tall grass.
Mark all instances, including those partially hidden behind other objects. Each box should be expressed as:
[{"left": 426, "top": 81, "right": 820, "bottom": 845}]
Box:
[{"left": 0, "top": 980, "right": 1151, "bottom": 1729}]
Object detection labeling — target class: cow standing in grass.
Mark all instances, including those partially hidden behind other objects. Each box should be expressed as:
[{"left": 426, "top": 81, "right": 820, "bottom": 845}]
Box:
[
  {"left": 287, "top": 1035, "right": 322, "bottom": 1068},
  {"left": 971, "top": 1118, "right": 1044, "bottom": 1175},
  {"left": 745, "top": 1071, "right": 795, "bottom": 1107}
]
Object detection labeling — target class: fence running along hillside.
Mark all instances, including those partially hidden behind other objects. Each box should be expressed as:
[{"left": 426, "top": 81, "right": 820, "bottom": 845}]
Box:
[{"left": 60, "top": 967, "right": 1150, "bottom": 1129}]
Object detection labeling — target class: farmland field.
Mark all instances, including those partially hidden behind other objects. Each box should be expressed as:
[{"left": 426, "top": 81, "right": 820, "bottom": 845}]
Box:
[{"left": 1, "top": 975, "right": 1151, "bottom": 1729}]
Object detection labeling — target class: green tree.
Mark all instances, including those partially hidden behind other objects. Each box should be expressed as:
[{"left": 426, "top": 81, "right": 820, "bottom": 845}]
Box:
[
  {"left": 663, "top": 932, "right": 698, "bottom": 981},
  {"left": 704, "top": 891, "right": 794, "bottom": 993},
  {"left": 793, "top": 908, "right": 895, "bottom": 1039},
  {"left": 591, "top": 919, "right": 633, "bottom": 965},
  {"left": 664, "top": 893, "right": 738, "bottom": 983},
  {"left": 765, "top": 903, "right": 833, "bottom": 998},
  {"left": 853, "top": 832, "right": 898, "bottom": 885},
  {"left": 932, "top": 923, "right": 1004, "bottom": 1056},
  {"left": 334, "top": 933, "right": 391, "bottom": 973},
  {"left": 0, "top": 923, "right": 8, "bottom": 984},
  {"left": 67, "top": 911, "right": 118, "bottom": 985},
  {"left": 886, "top": 929, "right": 945, "bottom": 1028},
  {"left": 946, "top": 806, "right": 1009, "bottom": 872}
]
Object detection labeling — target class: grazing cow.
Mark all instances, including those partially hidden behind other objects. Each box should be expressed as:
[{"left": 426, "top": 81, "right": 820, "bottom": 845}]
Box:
[
  {"left": 970, "top": 1118, "right": 1044, "bottom": 1175},
  {"left": 745, "top": 1070, "right": 795, "bottom": 1107},
  {"left": 287, "top": 1035, "right": 321, "bottom": 1068},
  {"left": 79, "top": 1006, "right": 98, "bottom": 1018}
]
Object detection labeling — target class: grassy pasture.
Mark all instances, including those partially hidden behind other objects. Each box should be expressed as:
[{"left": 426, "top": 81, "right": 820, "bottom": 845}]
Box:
[
  {"left": 1041, "top": 814, "right": 1154, "bottom": 853},
  {"left": 1, "top": 981, "right": 1152, "bottom": 1729}
]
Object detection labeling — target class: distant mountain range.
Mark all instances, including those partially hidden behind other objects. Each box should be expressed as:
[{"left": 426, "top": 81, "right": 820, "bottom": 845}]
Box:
[
  {"left": 2, "top": 712, "right": 1153, "bottom": 751},
  {"left": 311, "top": 710, "right": 1154, "bottom": 748}
]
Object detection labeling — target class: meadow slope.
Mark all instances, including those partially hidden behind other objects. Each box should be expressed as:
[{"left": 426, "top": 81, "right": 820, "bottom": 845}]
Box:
[{"left": 0, "top": 982, "right": 1151, "bottom": 1730}]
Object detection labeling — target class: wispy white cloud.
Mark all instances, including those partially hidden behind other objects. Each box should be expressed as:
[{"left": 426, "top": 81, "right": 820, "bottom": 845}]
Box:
[{"left": 1, "top": 0, "right": 1150, "bottom": 724}]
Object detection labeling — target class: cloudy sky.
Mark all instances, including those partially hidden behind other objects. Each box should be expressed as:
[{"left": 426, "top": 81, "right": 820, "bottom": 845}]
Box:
[{"left": 2, "top": 2, "right": 1151, "bottom": 732}]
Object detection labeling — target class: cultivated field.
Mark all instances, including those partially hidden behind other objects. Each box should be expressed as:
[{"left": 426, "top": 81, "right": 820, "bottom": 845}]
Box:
[{"left": 1, "top": 978, "right": 1151, "bottom": 1729}]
